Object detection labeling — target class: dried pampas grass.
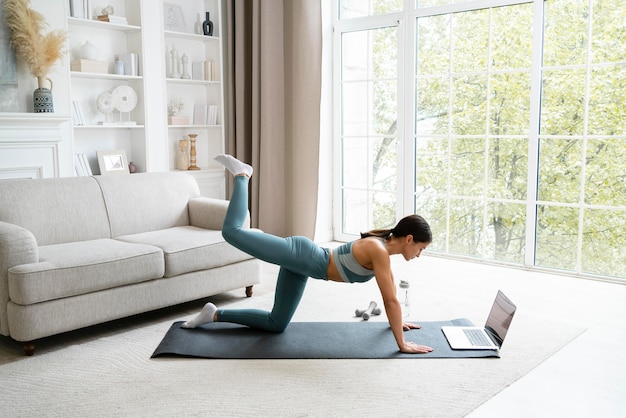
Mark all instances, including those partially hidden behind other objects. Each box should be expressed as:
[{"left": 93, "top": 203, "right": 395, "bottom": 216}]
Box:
[{"left": 3, "top": 0, "right": 65, "bottom": 78}]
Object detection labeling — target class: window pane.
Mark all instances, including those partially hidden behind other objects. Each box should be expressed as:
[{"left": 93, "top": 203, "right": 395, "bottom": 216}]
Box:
[
  {"left": 582, "top": 209, "right": 626, "bottom": 278},
  {"left": 342, "top": 31, "right": 370, "bottom": 81},
  {"left": 342, "top": 136, "right": 398, "bottom": 191},
  {"left": 342, "top": 82, "right": 368, "bottom": 136},
  {"left": 373, "top": 191, "right": 396, "bottom": 229},
  {"left": 535, "top": 205, "right": 579, "bottom": 271},
  {"left": 486, "top": 202, "right": 526, "bottom": 263},
  {"left": 417, "top": 15, "right": 450, "bottom": 75},
  {"left": 342, "top": 137, "right": 369, "bottom": 189},
  {"left": 587, "top": 66, "right": 626, "bottom": 135},
  {"left": 416, "top": 137, "right": 448, "bottom": 196},
  {"left": 450, "top": 137, "right": 484, "bottom": 197},
  {"left": 451, "top": 9, "right": 489, "bottom": 72},
  {"left": 489, "top": 72, "right": 531, "bottom": 136},
  {"left": 415, "top": 195, "right": 447, "bottom": 252},
  {"left": 543, "top": 0, "right": 588, "bottom": 67},
  {"left": 540, "top": 69, "right": 586, "bottom": 136},
  {"left": 591, "top": 0, "right": 626, "bottom": 63},
  {"left": 451, "top": 75, "right": 487, "bottom": 134},
  {"left": 340, "top": 26, "right": 398, "bottom": 238},
  {"left": 373, "top": 80, "right": 397, "bottom": 135},
  {"left": 342, "top": 189, "right": 368, "bottom": 235},
  {"left": 491, "top": 4, "right": 533, "bottom": 69},
  {"left": 449, "top": 199, "right": 483, "bottom": 257},
  {"left": 340, "top": 0, "right": 402, "bottom": 19},
  {"left": 341, "top": 189, "right": 398, "bottom": 235},
  {"left": 537, "top": 138, "right": 582, "bottom": 203},
  {"left": 488, "top": 137, "right": 527, "bottom": 200},
  {"left": 416, "top": 76, "right": 449, "bottom": 135},
  {"left": 585, "top": 138, "right": 626, "bottom": 206},
  {"left": 371, "top": 137, "right": 398, "bottom": 192}
]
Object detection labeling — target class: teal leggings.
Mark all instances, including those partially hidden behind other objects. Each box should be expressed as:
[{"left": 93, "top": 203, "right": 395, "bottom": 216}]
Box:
[{"left": 218, "top": 176, "right": 330, "bottom": 332}]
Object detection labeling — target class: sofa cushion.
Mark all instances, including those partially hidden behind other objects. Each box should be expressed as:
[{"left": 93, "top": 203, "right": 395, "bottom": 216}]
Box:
[
  {"left": 94, "top": 172, "right": 200, "bottom": 237},
  {"left": 116, "top": 226, "right": 253, "bottom": 277},
  {"left": 8, "top": 239, "right": 165, "bottom": 305},
  {"left": 0, "top": 177, "right": 111, "bottom": 246}
]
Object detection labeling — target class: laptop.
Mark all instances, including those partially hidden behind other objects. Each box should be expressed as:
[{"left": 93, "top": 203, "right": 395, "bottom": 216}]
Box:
[{"left": 441, "top": 290, "right": 516, "bottom": 350}]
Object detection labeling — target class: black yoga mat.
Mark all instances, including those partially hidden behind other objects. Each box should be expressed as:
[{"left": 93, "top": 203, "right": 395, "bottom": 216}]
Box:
[{"left": 151, "top": 318, "right": 499, "bottom": 359}]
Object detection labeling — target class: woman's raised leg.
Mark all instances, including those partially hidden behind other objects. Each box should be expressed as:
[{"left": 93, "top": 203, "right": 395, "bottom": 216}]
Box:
[{"left": 219, "top": 161, "right": 302, "bottom": 268}]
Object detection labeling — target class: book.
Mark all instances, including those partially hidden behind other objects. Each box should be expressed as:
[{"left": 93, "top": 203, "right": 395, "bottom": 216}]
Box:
[
  {"left": 193, "top": 104, "right": 207, "bottom": 125},
  {"left": 207, "top": 61, "right": 215, "bottom": 81},
  {"left": 191, "top": 61, "right": 215, "bottom": 81},
  {"left": 72, "top": 101, "right": 85, "bottom": 125},
  {"left": 192, "top": 61, "right": 204, "bottom": 81},
  {"left": 80, "top": 154, "right": 93, "bottom": 176},
  {"left": 74, "top": 154, "right": 85, "bottom": 176},
  {"left": 207, "top": 105, "right": 218, "bottom": 125}
]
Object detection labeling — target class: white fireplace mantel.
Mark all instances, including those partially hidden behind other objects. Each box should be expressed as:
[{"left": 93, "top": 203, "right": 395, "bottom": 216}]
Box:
[{"left": 0, "top": 113, "right": 71, "bottom": 179}]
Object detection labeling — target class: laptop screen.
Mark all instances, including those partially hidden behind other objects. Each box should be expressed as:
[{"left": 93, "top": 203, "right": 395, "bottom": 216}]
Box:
[{"left": 484, "top": 290, "right": 517, "bottom": 347}]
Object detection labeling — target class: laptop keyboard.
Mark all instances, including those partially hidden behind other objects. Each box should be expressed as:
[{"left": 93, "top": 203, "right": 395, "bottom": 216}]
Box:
[{"left": 464, "top": 329, "right": 493, "bottom": 347}]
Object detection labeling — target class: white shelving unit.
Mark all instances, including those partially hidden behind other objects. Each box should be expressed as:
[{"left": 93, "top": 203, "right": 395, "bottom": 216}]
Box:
[
  {"left": 161, "top": 0, "right": 226, "bottom": 198},
  {"left": 66, "top": 1, "right": 147, "bottom": 175},
  {"left": 4, "top": 0, "right": 226, "bottom": 197}
]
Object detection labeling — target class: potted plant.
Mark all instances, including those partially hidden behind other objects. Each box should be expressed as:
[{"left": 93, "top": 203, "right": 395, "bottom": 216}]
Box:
[{"left": 3, "top": 0, "right": 65, "bottom": 112}]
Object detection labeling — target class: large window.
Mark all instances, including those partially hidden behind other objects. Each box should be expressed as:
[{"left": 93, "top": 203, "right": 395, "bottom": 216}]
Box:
[{"left": 334, "top": 0, "right": 626, "bottom": 282}]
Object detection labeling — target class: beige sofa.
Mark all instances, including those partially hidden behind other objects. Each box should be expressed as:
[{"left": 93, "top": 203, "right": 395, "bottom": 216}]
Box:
[{"left": 0, "top": 172, "right": 261, "bottom": 355}]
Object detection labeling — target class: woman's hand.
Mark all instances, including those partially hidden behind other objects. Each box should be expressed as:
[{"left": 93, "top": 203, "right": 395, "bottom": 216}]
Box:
[
  {"left": 402, "top": 322, "right": 421, "bottom": 331},
  {"left": 400, "top": 341, "right": 433, "bottom": 354},
  {"left": 400, "top": 324, "right": 433, "bottom": 354}
]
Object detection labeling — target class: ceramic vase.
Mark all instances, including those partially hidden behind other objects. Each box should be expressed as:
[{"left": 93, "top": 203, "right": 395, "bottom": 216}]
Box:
[
  {"left": 177, "top": 139, "right": 189, "bottom": 170},
  {"left": 202, "top": 12, "right": 213, "bottom": 36},
  {"left": 33, "top": 77, "right": 54, "bottom": 113},
  {"left": 79, "top": 41, "right": 98, "bottom": 60}
]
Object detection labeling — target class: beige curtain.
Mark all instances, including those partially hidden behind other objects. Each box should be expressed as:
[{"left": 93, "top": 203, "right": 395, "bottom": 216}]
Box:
[{"left": 225, "top": 0, "right": 322, "bottom": 238}]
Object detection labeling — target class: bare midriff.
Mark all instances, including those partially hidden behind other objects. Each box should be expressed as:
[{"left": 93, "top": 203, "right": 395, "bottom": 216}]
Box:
[{"left": 326, "top": 251, "right": 344, "bottom": 282}]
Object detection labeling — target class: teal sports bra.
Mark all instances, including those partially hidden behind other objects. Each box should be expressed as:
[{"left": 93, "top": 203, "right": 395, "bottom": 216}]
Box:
[{"left": 331, "top": 241, "right": 375, "bottom": 283}]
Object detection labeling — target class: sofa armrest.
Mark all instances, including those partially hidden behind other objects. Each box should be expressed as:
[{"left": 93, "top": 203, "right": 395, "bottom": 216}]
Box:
[
  {"left": 0, "top": 221, "right": 39, "bottom": 336},
  {"left": 188, "top": 197, "right": 250, "bottom": 231}
]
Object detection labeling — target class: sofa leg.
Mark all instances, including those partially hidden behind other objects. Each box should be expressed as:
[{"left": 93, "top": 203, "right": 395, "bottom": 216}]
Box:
[
  {"left": 23, "top": 342, "right": 35, "bottom": 356},
  {"left": 245, "top": 285, "right": 253, "bottom": 297}
]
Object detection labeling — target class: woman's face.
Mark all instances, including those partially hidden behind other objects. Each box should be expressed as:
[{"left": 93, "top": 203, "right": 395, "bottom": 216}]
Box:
[{"left": 401, "top": 237, "right": 430, "bottom": 261}]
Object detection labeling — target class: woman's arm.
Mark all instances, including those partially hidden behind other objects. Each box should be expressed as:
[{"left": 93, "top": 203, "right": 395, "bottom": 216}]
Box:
[{"left": 367, "top": 243, "right": 433, "bottom": 354}]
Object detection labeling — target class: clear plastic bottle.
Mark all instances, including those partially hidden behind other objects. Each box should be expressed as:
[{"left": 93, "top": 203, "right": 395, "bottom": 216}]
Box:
[{"left": 399, "top": 280, "right": 410, "bottom": 318}]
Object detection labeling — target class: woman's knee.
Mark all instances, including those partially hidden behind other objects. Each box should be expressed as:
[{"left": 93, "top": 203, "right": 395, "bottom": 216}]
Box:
[
  {"left": 266, "top": 319, "right": 289, "bottom": 333},
  {"left": 222, "top": 226, "right": 242, "bottom": 246}
]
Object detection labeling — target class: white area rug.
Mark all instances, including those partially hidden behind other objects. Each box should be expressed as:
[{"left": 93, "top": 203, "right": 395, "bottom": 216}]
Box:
[{"left": 0, "top": 256, "right": 585, "bottom": 417}]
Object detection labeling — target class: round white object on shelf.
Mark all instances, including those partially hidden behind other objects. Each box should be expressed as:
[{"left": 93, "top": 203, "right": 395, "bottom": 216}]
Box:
[
  {"left": 96, "top": 90, "right": 115, "bottom": 114},
  {"left": 112, "top": 85, "right": 138, "bottom": 113},
  {"left": 79, "top": 41, "right": 98, "bottom": 60}
]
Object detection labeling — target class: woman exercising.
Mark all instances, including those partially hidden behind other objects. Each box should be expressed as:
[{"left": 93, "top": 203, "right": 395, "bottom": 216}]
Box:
[{"left": 182, "top": 154, "right": 434, "bottom": 354}]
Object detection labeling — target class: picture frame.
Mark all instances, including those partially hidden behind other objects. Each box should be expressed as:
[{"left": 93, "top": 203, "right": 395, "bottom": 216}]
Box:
[
  {"left": 163, "top": 3, "right": 186, "bottom": 32},
  {"left": 97, "top": 150, "right": 129, "bottom": 175}
]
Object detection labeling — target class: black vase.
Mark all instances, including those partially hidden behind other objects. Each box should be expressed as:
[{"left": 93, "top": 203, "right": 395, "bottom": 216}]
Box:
[{"left": 202, "top": 12, "right": 213, "bottom": 36}]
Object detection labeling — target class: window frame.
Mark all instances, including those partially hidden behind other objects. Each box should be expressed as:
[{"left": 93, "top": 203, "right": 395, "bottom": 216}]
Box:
[{"left": 332, "top": 0, "right": 626, "bottom": 283}]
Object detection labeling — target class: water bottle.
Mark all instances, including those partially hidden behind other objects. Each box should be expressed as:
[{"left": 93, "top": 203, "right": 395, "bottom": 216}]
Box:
[{"left": 399, "top": 280, "right": 410, "bottom": 318}]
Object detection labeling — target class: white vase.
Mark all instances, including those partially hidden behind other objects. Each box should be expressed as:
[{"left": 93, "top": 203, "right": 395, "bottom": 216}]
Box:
[{"left": 80, "top": 41, "right": 98, "bottom": 60}]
